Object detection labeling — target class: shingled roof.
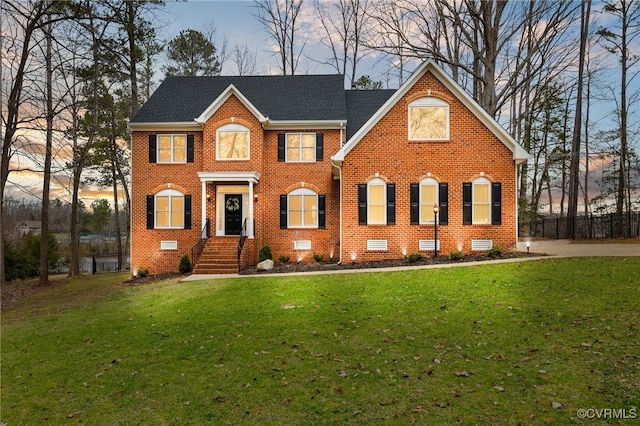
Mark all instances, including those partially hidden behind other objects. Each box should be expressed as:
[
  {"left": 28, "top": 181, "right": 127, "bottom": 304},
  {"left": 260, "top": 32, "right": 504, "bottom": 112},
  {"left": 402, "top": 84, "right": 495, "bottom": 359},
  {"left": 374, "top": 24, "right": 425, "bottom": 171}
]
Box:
[
  {"left": 131, "top": 74, "right": 348, "bottom": 123},
  {"left": 344, "top": 89, "right": 395, "bottom": 140}
]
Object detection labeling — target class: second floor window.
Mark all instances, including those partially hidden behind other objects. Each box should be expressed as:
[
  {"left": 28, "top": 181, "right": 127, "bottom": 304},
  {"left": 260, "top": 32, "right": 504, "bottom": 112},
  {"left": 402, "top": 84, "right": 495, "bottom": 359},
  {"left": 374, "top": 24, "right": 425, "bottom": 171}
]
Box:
[
  {"left": 217, "top": 123, "right": 250, "bottom": 160},
  {"left": 158, "top": 134, "right": 186, "bottom": 163},
  {"left": 408, "top": 97, "right": 449, "bottom": 140}
]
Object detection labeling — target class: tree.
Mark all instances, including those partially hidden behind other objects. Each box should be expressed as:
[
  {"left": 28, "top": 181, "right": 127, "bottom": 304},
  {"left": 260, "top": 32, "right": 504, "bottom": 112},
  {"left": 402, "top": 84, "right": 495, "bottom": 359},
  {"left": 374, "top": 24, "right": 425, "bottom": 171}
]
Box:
[
  {"left": 232, "top": 43, "right": 257, "bottom": 76},
  {"left": 567, "top": 0, "right": 591, "bottom": 238},
  {"left": 253, "top": 0, "right": 305, "bottom": 75},
  {"left": 314, "top": 0, "right": 370, "bottom": 88},
  {"left": 352, "top": 75, "right": 383, "bottom": 89},
  {"left": 597, "top": 0, "right": 640, "bottom": 237},
  {"left": 0, "top": 0, "right": 69, "bottom": 286},
  {"left": 163, "top": 29, "right": 221, "bottom": 76}
]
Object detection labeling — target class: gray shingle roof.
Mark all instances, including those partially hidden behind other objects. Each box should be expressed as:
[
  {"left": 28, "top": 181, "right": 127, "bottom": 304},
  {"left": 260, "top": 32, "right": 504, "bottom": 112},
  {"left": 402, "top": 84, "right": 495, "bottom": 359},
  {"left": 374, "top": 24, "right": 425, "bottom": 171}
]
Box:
[
  {"left": 131, "top": 74, "right": 348, "bottom": 123},
  {"left": 344, "top": 90, "right": 395, "bottom": 139}
]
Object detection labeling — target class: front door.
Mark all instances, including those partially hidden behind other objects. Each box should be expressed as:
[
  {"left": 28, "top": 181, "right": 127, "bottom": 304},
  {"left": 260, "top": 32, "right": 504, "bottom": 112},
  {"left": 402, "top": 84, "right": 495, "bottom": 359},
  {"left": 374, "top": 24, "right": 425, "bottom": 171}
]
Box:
[{"left": 224, "top": 194, "right": 243, "bottom": 235}]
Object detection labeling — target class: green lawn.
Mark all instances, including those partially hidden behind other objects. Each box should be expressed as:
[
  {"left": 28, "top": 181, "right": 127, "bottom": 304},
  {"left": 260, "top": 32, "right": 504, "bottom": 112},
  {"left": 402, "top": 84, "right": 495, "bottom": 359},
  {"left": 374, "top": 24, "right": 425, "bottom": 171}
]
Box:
[{"left": 2, "top": 258, "right": 639, "bottom": 425}]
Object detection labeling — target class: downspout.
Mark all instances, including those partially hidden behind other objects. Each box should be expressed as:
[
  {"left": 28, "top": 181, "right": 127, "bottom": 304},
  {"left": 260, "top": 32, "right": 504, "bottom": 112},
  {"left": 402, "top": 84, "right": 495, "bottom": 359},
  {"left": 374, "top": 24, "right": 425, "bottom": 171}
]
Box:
[{"left": 336, "top": 122, "right": 345, "bottom": 264}]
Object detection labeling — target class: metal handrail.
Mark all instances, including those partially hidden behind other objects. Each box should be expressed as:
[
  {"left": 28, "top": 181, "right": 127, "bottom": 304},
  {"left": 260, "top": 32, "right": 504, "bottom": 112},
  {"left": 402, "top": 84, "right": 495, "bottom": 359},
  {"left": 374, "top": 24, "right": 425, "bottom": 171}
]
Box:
[
  {"left": 191, "top": 218, "right": 210, "bottom": 268},
  {"left": 237, "top": 218, "right": 249, "bottom": 268}
]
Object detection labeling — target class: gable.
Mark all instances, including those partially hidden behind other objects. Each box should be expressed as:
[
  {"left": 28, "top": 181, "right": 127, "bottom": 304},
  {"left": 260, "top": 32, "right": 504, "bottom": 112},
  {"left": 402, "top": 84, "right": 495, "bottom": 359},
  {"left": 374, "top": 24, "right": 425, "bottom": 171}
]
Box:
[
  {"left": 130, "top": 74, "right": 348, "bottom": 130},
  {"left": 333, "top": 60, "right": 528, "bottom": 164}
]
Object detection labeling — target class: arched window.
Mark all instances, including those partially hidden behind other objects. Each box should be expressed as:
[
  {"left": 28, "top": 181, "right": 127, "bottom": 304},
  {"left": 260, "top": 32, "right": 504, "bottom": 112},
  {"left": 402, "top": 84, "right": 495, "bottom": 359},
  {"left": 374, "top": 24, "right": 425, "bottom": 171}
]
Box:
[
  {"left": 419, "top": 177, "right": 439, "bottom": 224},
  {"left": 408, "top": 97, "right": 450, "bottom": 140},
  {"left": 216, "top": 123, "right": 250, "bottom": 160},
  {"left": 472, "top": 177, "right": 491, "bottom": 224},
  {"left": 367, "top": 178, "right": 387, "bottom": 225},
  {"left": 288, "top": 188, "right": 318, "bottom": 228},
  {"left": 155, "top": 189, "right": 185, "bottom": 228}
]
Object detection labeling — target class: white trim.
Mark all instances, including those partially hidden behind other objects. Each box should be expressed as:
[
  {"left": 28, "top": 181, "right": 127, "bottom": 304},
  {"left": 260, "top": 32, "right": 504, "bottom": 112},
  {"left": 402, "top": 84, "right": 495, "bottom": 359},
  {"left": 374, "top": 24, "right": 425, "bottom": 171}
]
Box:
[
  {"left": 156, "top": 134, "right": 187, "bottom": 163},
  {"left": 408, "top": 97, "right": 450, "bottom": 141},
  {"left": 285, "top": 133, "right": 317, "bottom": 162},
  {"left": 472, "top": 177, "right": 491, "bottom": 225},
  {"left": 195, "top": 84, "right": 267, "bottom": 124},
  {"left": 332, "top": 60, "right": 528, "bottom": 163},
  {"left": 216, "top": 123, "right": 250, "bottom": 161},
  {"left": 264, "top": 120, "right": 345, "bottom": 130},
  {"left": 367, "top": 178, "right": 386, "bottom": 225},
  {"left": 129, "top": 122, "right": 201, "bottom": 131},
  {"left": 287, "top": 188, "right": 319, "bottom": 228},
  {"left": 419, "top": 177, "right": 439, "bottom": 224},
  {"left": 198, "top": 171, "right": 260, "bottom": 183}
]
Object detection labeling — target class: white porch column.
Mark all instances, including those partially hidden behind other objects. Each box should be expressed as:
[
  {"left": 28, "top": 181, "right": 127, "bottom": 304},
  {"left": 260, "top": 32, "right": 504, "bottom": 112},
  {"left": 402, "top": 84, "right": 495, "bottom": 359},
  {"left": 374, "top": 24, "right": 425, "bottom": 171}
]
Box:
[
  {"left": 201, "top": 180, "right": 207, "bottom": 236},
  {"left": 248, "top": 181, "right": 254, "bottom": 237}
]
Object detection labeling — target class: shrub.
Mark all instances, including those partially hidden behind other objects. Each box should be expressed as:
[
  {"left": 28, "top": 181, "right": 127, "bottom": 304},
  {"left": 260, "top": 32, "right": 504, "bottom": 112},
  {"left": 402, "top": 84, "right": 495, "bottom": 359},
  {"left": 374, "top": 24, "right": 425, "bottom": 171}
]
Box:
[
  {"left": 407, "top": 252, "right": 424, "bottom": 263},
  {"left": 259, "top": 245, "right": 273, "bottom": 262},
  {"left": 487, "top": 246, "right": 504, "bottom": 259},
  {"left": 313, "top": 253, "right": 324, "bottom": 263},
  {"left": 137, "top": 268, "right": 149, "bottom": 278},
  {"left": 278, "top": 255, "right": 290, "bottom": 263},
  {"left": 449, "top": 250, "right": 465, "bottom": 261},
  {"left": 178, "top": 254, "right": 191, "bottom": 273}
]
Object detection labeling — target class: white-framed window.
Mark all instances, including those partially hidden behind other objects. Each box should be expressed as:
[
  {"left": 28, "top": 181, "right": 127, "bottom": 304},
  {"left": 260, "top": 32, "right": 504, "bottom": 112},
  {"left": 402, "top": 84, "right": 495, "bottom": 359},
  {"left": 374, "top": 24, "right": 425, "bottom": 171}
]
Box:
[
  {"left": 216, "top": 123, "right": 250, "bottom": 160},
  {"left": 286, "top": 133, "right": 316, "bottom": 162},
  {"left": 419, "top": 177, "right": 438, "bottom": 224},
  {"left": 157, "top": 134, "right": 187, "bottom": 163},
  {"left": 155, "top": 189, "right": 184, "bottom": 228},
  {"left": 473, "top": 177, "right": 491, "bottom": 224},
  {"left": 408, "top": 97, "right": 449, "bottom": 140},
  {"left": 288, "top": 188, "right": 318, "bottom": 228},
  {"left": 368, "top": 178, "right": 386, "bottom": 225}
]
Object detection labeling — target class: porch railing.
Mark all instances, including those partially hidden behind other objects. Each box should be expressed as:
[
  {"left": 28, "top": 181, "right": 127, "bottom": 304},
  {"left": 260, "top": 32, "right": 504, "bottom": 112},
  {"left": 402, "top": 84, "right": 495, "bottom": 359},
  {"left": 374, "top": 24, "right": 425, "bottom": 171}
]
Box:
[
  {"left": 191, "top": 218, "right": 210, "bottom": 268},
  {"left": 237, "top": 218, "right": 249, "bottom": 269}
]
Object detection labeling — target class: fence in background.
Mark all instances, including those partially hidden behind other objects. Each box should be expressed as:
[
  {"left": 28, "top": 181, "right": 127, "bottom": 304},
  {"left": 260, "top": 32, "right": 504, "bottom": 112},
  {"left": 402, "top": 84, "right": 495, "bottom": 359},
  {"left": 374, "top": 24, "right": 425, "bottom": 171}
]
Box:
[{"left": 519, "top": 211, "right": 640, "bottom": 239}]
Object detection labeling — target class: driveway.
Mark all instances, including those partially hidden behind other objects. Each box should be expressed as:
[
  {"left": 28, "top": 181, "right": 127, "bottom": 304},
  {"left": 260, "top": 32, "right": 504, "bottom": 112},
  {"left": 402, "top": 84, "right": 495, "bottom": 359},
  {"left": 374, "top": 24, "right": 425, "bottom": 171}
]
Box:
[{"left": 517, "top": 239, "right": 640, "bottom": 257}]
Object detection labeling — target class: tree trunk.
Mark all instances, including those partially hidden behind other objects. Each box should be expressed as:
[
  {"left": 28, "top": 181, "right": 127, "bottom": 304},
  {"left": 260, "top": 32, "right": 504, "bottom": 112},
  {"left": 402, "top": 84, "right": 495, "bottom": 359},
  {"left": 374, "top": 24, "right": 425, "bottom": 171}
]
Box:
[
  {"left": 39, "top": 19, "right": 53, "bottom": 286},
  {"left": 566, "top": 0, "right": 591, "bottom": 238}
]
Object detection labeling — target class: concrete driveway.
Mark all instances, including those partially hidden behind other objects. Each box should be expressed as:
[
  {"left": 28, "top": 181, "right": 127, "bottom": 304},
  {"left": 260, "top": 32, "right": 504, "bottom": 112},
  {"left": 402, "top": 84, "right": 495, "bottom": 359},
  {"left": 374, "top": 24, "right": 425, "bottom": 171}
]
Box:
[{"left": 517, "top": 239, "right": 640, "bottom": 257}]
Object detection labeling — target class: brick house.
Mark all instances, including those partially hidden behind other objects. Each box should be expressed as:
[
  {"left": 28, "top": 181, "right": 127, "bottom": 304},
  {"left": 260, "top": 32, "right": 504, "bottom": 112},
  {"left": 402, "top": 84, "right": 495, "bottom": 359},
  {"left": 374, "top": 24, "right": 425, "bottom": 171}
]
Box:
[{"left": 129, "top": 60, "right": 528, "bottom": 275}]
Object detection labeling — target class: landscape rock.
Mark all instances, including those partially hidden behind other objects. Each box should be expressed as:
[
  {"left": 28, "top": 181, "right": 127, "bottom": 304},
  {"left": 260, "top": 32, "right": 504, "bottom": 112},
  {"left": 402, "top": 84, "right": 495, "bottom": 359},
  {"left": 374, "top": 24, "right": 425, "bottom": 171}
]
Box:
[{"left": 257, "top": 259, "right": 274, "bottom": 271}]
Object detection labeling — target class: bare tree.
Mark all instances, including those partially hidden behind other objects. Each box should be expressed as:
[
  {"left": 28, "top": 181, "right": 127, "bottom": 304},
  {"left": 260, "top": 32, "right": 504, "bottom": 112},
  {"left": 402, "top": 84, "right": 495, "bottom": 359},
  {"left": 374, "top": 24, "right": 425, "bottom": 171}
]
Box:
[
  {"left": 233, "top": 43, "right": 257, "bottom": 75},
  {"left": 566, "top": 0, "right": 591, "bottom": 238},
  {"left": 253, "top": 0, "right": 305, "bottom": 75},
  {"left": 314, "top": 0, "right": 370, "bottom": 88},
  {"left": 0, "top": 0, "right": 70, "bottom": 285}
]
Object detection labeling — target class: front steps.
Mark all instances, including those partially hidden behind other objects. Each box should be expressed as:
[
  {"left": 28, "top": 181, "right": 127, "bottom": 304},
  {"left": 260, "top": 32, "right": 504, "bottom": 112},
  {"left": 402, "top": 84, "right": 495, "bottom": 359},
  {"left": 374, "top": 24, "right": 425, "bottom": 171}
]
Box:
[{"left": 192, "top": 238, "right": 238, "bottom": 274}]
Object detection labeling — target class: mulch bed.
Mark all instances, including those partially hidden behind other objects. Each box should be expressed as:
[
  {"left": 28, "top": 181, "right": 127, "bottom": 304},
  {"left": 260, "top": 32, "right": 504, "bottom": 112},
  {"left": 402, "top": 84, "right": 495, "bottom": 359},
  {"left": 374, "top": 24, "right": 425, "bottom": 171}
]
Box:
[{"left": 239, "top": 251, "right": 540, "bottom": 275}]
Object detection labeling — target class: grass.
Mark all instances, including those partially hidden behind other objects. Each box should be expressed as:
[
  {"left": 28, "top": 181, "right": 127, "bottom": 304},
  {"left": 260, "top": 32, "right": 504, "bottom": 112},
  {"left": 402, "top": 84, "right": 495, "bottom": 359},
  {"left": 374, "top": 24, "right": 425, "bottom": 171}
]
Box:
[{"left": 2, "top": 258, "right": 639, "bottom": 425}]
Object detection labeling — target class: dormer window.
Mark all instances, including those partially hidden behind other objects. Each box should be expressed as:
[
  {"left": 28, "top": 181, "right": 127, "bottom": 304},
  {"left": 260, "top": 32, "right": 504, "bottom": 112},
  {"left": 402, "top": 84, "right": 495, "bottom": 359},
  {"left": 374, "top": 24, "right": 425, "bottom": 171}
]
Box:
[{"left": 408, "top": 97, "right": 449, "bottom": 140}]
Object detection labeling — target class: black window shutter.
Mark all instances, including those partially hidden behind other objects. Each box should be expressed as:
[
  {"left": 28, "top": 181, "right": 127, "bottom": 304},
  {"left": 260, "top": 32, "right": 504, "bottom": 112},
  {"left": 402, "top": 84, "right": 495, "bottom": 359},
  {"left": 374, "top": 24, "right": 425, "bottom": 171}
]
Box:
[
  {"left": 439, "top": 183, "right": 449, "bottom": 225},
  {"left": 277, "top": 134, "right": 286, "bottom": 161},
  {"left": 184, "top": 195, "right": 192, "bottom": 229},
  {"left": 148, "top": 135, "right": 156, "bottom": 163},
  {"left": 316, "top": 133, "right": 324, "bottom": 161},
  {"left": 186, "top": 135, "right": 194, "bottom": 163},
  {"left": 318, "top": 194, "right": 326, "bottom": 229},
  {"left": 463, "top": 182, "right": 472, "bottom": 225},
  {"left": 491, "top": 182, "right": 502, "bottom": 225},
  {"left": 146, "top": 195, "right": 154, "bottom": 229},
  {"left": 280, "top": 195, "right": 288, "bottom": 228},
  {"left": 358, "top": 184, "right": 367, "bottom": 225},
  {"left": 410, "top": 183, "right": 419, "bottom": 225},
  {"left": 386, "top": 183, "right": 396, "bottom": 225}
]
